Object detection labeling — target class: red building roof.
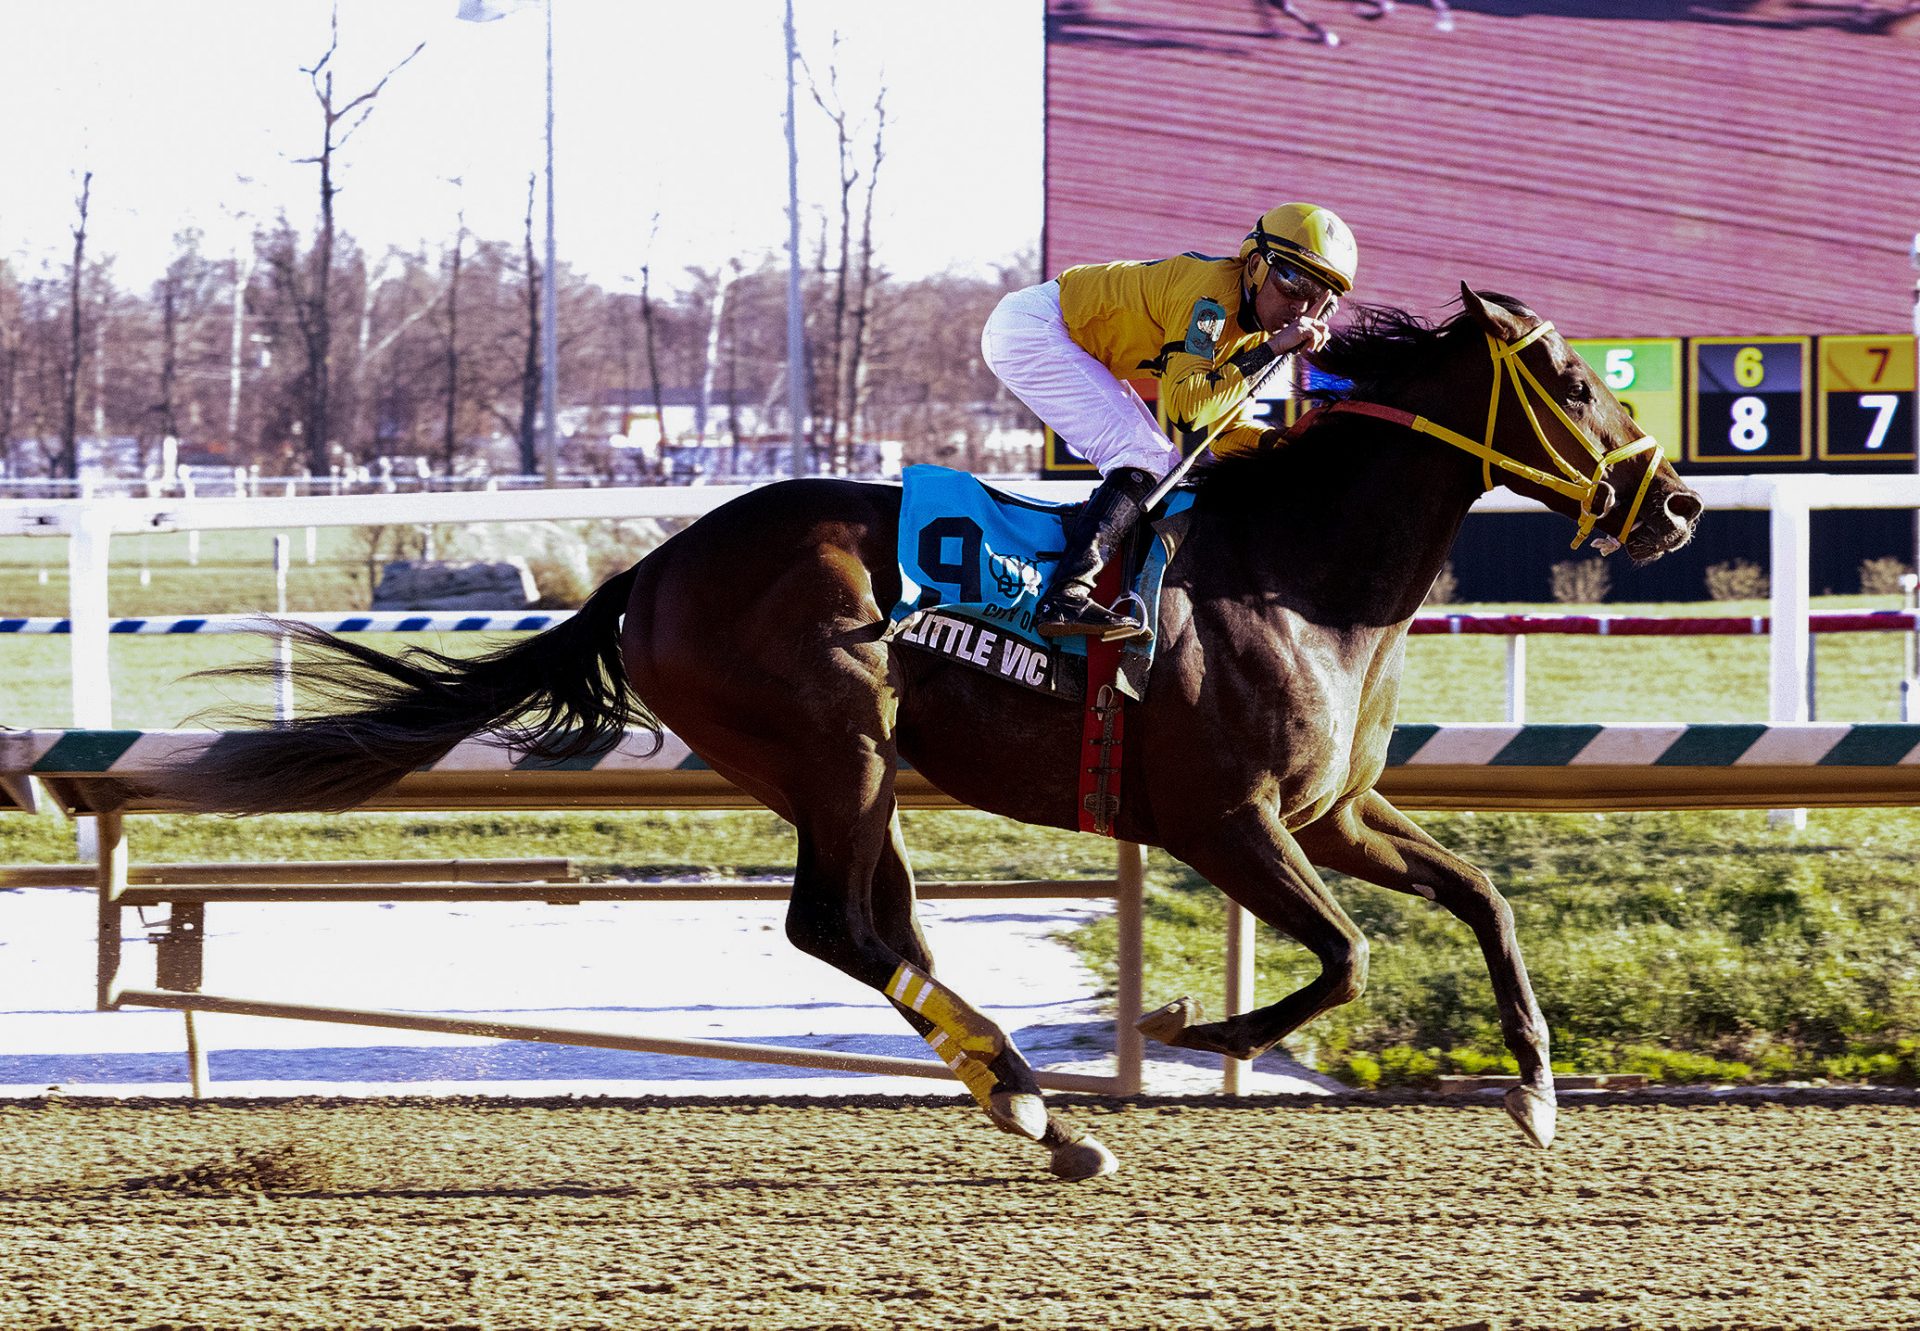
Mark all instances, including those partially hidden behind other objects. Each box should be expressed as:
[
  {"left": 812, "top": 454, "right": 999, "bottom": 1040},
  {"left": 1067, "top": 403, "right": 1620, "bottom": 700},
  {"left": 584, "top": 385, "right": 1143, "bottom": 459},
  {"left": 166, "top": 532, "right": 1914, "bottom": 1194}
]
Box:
[{"left": 1044, "top": 0, "right": 1920, "bottom": 336}]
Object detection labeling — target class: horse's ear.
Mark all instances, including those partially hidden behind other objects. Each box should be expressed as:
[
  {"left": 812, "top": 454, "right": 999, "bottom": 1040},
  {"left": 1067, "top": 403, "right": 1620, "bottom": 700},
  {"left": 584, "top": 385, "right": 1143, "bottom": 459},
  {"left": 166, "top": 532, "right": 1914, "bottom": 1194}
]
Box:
[{"left": 1459, "top": 283, "right": 1521, "bottom": 340}]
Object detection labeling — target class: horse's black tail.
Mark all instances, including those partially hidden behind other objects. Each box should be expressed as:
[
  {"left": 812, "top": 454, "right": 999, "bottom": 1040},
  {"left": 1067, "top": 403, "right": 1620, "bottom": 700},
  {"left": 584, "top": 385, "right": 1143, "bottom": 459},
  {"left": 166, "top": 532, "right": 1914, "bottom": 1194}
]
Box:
[{"left": 169, "top": 565, "right": 658, "bottom": 813}]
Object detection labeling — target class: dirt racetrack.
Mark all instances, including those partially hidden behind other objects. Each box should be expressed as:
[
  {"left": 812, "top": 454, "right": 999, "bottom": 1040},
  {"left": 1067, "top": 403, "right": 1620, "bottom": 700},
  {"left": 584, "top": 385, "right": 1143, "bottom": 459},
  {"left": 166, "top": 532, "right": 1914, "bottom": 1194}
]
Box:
[{"left": 6, "top": 1091, "right": 1917, "bottom": 1331}]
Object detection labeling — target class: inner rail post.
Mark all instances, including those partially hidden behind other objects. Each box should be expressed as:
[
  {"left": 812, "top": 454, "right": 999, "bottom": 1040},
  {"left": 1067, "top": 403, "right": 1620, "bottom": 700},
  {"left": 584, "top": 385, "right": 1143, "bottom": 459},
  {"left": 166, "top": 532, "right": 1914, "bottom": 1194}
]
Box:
[
  {"left": 1222, "top": 901, "right": 1255, "bottom": 1093},
  {"left": 1505, "top": 634, "right": 1527, "bottom": 724},
  {"left": 1113, "top": 840, "right": 1145, "bottom": 1095}
]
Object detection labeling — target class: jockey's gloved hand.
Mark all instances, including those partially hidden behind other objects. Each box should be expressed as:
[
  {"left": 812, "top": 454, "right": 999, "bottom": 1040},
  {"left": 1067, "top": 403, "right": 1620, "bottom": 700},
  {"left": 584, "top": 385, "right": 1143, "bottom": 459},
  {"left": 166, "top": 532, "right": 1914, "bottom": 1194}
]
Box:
[{"left": 1269, "top": 314, "right": 1332, "bottom": 358}]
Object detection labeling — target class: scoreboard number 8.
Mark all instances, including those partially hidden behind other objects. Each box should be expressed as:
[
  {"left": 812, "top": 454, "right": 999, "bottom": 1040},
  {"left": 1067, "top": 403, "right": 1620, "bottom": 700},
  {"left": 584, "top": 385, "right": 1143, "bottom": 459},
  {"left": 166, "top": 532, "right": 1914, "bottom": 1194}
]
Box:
[{"left": 1730, "top": 395, "right": 1769, "bottom": 451}]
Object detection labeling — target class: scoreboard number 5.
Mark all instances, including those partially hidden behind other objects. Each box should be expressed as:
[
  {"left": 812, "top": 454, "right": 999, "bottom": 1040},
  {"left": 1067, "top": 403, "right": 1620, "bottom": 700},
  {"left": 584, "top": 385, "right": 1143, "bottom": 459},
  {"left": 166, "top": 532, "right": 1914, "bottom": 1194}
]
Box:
[{"left": 1603, "top": 348, "right": 1635, "bottom": 389}]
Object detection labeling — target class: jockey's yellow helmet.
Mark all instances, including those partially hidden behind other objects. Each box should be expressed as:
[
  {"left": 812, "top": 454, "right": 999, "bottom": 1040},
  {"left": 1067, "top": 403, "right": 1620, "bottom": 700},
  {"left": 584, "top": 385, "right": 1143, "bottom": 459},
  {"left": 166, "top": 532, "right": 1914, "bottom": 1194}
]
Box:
[{"left": 1241, "top": 203, "right": 1358, "bottom": 297}]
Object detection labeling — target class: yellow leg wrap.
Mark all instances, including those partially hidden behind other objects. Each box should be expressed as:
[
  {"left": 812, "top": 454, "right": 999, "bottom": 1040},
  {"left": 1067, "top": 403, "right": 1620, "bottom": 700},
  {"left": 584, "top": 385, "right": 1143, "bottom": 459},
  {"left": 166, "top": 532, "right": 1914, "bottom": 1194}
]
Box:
[
  {"left": 887, "top": 963, "right": 1005, "bottom": 1059},
  {"left": 925, "top": 1029, "right": 1000, "bottom": 1107}
]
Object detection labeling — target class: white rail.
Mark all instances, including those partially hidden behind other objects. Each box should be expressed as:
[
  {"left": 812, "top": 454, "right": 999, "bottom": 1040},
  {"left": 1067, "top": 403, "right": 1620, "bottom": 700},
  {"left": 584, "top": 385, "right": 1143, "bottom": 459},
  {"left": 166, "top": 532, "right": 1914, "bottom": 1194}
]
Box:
[{"left": 3, "top": 473, "right": 1916, "bottom": 734}]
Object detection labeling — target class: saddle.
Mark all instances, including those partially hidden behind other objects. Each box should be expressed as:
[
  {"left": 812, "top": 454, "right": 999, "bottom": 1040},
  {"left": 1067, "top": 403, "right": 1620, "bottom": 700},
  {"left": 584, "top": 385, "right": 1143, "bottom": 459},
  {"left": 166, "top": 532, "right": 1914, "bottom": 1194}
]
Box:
[{"left": 886, "top": 465, "right": 1192, "bottom": 702}]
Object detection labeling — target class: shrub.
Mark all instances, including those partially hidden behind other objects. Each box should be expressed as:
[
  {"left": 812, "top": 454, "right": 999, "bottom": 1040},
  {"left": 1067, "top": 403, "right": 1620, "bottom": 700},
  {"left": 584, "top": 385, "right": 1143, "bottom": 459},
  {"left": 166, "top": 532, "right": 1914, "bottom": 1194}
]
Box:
[
  {"left": 1859, "top": 556, "right": 1912, "bottom": 597},
  {"left": 435, "top": 518, "right": 673, "bottom": 606},
  {"left": 1615, "top": 1045, "right": 1754, "bottom": 1085},
  {"left": 1333, "top": 1051, "right": 1382, "bottom": 1089},
  {"left": 1424, "top": 562, "right": 1459, "bottom": 606},
  {"left": 1549, "top": 558, "right": 1611, "bottom": 604},
  {"left": 1706, "top": 558, "right": 1769, "bottom": 600},
  {"left": 1375, "top": 1045, "right": 1442, "bottom": 1087},
  {"left": 1443, "top": 1046, "right": 1518, "bottom": 1076}
]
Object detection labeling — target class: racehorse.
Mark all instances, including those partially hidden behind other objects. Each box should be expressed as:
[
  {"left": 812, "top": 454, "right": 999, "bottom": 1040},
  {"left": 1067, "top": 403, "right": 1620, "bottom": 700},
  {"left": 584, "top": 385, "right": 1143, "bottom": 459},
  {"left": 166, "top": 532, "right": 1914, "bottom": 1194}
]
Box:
[{"left": 168, "top": 286, "right": 1702, "bottom": 1182}]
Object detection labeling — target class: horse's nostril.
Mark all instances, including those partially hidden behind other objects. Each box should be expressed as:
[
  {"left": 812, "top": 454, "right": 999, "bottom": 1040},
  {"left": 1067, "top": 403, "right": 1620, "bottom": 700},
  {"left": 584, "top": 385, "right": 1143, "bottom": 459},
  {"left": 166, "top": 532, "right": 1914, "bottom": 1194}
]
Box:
[{"left": 1666, "top": 491, "right": 1704, "bottom": 525}]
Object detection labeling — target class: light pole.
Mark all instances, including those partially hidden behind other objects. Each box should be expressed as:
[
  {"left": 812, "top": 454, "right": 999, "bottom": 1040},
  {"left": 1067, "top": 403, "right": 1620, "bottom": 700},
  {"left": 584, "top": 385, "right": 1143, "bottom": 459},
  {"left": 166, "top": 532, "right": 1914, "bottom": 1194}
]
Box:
[
  {"left": 541, "top": 0, "right": 559, "bottom": 486},
  {"left": 783, "top": 0, "right": 808, "bottom": 479}
]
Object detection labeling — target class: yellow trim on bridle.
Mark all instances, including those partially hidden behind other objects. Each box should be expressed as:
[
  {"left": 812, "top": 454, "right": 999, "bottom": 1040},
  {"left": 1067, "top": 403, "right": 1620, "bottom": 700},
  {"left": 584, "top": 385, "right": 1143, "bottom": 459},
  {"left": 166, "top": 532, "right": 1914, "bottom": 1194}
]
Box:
[{"left": 1400, "top": 321, "right": 1664, "bottom": 550}]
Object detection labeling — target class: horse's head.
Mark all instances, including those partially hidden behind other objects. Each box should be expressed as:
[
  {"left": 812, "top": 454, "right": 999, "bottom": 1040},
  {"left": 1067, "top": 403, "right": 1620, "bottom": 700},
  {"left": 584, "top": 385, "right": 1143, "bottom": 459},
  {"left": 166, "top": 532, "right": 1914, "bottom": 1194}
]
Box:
[{"left": 1453, "top": 285, "right": 1702, "bottom": 564}]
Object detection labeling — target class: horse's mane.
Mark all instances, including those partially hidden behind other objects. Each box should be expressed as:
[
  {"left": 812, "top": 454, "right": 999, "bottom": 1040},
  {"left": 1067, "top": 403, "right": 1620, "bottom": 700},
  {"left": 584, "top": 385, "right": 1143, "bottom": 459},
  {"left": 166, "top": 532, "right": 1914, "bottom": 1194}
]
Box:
[
  {"left": 1194, "top": 293, "right": 1532, "bottom": 495},
  {"left": 1306, "top": 302, "right": 1469, "bottom": 400}
]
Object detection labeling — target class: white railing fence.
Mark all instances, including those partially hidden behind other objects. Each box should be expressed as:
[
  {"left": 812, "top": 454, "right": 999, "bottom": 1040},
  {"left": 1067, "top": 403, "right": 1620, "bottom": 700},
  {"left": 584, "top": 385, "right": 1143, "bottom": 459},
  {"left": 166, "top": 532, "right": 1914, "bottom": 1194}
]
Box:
[{"left": 3, "top": 472, "right": 1910, "bottom": 732}]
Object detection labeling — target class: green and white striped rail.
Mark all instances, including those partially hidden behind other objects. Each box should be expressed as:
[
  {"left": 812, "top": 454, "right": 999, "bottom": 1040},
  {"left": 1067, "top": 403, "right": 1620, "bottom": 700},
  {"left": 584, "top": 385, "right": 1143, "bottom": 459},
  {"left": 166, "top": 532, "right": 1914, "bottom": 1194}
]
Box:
[{"left": 9, "top": 724, "right": 1920, "bottom": 814}]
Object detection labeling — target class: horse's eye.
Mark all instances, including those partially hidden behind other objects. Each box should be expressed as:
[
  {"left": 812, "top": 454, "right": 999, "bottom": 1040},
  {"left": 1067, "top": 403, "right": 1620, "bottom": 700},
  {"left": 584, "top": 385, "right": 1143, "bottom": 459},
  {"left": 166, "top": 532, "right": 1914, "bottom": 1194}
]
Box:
[{"left": 1566, "top": 380, "right": 1593, "bottom": 404}]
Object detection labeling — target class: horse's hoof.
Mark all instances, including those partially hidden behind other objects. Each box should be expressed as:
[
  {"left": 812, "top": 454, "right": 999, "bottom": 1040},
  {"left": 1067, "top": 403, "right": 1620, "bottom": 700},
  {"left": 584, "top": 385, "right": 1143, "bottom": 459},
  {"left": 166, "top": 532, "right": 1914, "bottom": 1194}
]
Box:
[
  {"left": 1048, "top": 1133, "right": 1119, "bottom": 1182},
  {"left": 1137, "top": 996, "right": 1202, "bottom": 1046},
  {"left": 1504, "top": 1084, "right": 1556, "bottom": 1149},
  {"left": 988, "top": 1091, "right": 1048, "bottom": 1141}
]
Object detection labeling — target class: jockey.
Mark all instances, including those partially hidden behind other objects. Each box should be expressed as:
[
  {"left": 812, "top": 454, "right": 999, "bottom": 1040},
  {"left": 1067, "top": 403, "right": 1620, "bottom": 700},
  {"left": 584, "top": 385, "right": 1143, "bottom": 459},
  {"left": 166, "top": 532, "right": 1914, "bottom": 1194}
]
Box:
[{"left": 981, "top": 203, "right": 1357, "bottom": 641}]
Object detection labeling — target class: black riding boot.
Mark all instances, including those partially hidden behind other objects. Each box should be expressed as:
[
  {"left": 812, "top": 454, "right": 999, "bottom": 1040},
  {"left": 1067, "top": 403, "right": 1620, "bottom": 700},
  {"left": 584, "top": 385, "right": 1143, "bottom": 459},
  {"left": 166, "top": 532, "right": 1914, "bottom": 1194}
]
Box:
[{"left": 1035, "top": 466, "right": 1157, "bottom": 642}]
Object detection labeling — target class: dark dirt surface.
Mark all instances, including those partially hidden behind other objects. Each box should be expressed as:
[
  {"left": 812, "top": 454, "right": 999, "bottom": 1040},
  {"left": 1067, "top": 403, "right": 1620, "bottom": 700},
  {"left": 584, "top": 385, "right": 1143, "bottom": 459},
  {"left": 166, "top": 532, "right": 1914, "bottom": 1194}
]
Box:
[{"left": 4, "top": 1092, "right": 1917, "bottom": 1330}]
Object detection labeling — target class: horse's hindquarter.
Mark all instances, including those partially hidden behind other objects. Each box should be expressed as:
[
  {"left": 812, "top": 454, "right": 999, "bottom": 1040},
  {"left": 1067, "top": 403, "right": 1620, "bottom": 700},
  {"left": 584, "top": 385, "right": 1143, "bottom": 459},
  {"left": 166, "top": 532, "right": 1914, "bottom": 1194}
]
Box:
[
  {"left": 618, "top": 477, "right": 1086, "bottom": 827},
  {"left": 620, "top": 479, "right": 906, "bottom": 816}
]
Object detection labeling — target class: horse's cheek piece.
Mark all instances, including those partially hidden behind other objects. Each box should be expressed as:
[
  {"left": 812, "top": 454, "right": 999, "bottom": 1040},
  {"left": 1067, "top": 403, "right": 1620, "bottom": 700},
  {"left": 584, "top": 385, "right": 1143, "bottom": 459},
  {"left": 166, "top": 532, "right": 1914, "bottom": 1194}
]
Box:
[
  {"left": 1316, "top": 321, "right": 1663, "bottom": 552},
  {"left": 889, "top": 962, "right": 1006, "bottom": 1101}
]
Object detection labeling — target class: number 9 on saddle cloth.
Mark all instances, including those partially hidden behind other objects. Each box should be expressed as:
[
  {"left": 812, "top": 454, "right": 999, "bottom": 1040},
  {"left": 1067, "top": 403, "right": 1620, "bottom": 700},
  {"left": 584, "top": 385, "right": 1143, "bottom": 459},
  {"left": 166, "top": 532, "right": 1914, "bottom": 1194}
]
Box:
[{"left": 885, "top": 464, "right": 1191, "bottom": 701}]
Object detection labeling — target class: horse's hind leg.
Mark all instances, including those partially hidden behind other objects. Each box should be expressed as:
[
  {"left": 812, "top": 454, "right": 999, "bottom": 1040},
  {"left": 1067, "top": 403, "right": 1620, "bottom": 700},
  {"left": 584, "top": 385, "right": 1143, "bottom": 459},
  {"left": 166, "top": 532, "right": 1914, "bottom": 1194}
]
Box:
[
  {"left": 1293, "top": 791, "right": 1555, "bottom": 1149},
  {"left": 782, "top": 747, "right": 1070, "bottom": 1160},
  {"left": 868, "top": 807, "right": 1118, "bottom": 1181}
]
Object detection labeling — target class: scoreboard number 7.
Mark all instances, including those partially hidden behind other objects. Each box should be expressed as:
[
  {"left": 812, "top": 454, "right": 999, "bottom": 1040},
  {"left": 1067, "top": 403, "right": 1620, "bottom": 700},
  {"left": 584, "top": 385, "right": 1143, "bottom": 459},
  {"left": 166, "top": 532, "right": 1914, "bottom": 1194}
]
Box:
[
  {"left": 1860, "top": 394, "right": 1901, "bottom": 450},
  {"left": 1817, "top": 335, "right": 1916, "bottom": 463}
]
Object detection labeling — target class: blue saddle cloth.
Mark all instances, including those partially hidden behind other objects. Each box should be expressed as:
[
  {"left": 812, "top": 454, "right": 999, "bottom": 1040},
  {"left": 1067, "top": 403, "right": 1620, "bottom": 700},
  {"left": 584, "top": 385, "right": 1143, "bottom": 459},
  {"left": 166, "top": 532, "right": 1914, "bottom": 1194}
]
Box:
[{"left": 887, "top": 465, "right": 1191, "bottom": 699}]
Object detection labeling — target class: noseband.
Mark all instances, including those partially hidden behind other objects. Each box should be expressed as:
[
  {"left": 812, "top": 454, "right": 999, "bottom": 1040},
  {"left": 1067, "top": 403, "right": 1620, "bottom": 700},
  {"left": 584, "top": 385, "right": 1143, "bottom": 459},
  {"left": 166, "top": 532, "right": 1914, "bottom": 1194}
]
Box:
[{"left": 1304, "top": 321, "right": 1664, "bottom": 550}]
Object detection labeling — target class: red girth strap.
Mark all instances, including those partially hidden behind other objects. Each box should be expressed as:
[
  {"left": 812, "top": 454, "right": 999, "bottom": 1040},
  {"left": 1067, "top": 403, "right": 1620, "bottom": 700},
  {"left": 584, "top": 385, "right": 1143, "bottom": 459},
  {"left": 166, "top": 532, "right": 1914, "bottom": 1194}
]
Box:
[{"left": 1077, "top": 558, "right": 1127, "bottom": 837}]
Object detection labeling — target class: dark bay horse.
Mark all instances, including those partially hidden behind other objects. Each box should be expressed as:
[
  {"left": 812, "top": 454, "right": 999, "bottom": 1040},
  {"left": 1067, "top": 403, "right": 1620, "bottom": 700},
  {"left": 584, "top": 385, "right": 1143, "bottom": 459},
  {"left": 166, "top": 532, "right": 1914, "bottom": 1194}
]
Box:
[{"left": 170, "top": 286, "right": 1701, "bottom": 1182}]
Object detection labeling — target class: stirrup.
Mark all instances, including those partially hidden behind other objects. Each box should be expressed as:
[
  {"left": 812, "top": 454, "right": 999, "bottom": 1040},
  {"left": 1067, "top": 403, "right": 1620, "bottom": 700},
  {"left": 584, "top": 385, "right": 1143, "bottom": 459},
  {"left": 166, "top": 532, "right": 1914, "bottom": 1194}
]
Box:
[{"left": 1036, "top": 594, "right": 1148, "bottom": 642}]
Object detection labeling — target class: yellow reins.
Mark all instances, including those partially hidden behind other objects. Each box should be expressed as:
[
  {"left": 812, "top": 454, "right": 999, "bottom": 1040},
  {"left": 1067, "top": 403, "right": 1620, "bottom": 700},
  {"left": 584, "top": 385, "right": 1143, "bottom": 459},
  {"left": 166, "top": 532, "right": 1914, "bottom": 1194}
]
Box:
[{"left": 1319, "top": 321, "right": 1665, "bottom": 550}]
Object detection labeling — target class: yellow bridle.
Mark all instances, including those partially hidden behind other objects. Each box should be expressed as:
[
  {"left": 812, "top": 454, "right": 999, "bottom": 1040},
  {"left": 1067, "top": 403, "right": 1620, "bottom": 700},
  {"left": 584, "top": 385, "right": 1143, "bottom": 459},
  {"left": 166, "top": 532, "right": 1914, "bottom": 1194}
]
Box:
[{"left": 1325, "top": 321, "right": 1665, "bottom": 550}]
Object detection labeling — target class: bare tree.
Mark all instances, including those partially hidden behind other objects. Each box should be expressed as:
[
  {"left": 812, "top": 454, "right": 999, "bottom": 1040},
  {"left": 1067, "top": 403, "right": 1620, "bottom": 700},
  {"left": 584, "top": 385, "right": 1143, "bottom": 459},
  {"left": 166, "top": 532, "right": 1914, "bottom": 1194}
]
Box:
[
  {"left": 639, "top": 217, "right": 668, "bottom": 452},
  {"left": 803, "top": 37, "right": 857, "bottom": 463},
  {"left": 842, "top": 86, "right": 887, "bottom": 463},
  {"left": 516, "top": 174, "right": 541, "bottom": 475},
  {"left": 0, "top": 262, "right": 21, "bottom": 475},
  {"left": 284, "top": 6, "right": 423, "bottom": 475},
  {"left": 443, "top": 210, "right": 466, "bottom": 476},
  {"left": 57, "top": 171, "right": 93, "bottom": 480},
  {"left": 152, "top": 230, "right": 220, "bottom": 457}
]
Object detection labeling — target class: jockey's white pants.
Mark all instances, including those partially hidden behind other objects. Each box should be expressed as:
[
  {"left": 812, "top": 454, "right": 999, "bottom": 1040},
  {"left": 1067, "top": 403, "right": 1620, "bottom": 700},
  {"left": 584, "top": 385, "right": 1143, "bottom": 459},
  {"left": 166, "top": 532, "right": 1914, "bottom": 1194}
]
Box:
[{"left": 980, "top": 280, "right": 1181, "bottom": 479}]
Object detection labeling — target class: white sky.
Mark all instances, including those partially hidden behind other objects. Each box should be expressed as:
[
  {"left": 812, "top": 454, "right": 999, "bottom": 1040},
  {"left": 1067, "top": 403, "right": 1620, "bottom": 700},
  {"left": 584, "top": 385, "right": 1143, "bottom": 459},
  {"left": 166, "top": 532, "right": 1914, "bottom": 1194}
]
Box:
[{"left": 0, "top": 0, "right": 1044, "bottom": 296}]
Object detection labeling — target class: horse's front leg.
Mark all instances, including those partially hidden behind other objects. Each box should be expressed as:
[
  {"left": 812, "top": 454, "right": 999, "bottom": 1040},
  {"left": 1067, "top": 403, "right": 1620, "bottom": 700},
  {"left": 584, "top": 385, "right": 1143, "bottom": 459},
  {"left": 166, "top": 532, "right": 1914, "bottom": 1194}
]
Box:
[
  {"left": 1293, "top": 790, "right": 1555, "bottom": 1149},
  {"left": 1139, "top": 807, "right": 1370, "bottom": 1061}
]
